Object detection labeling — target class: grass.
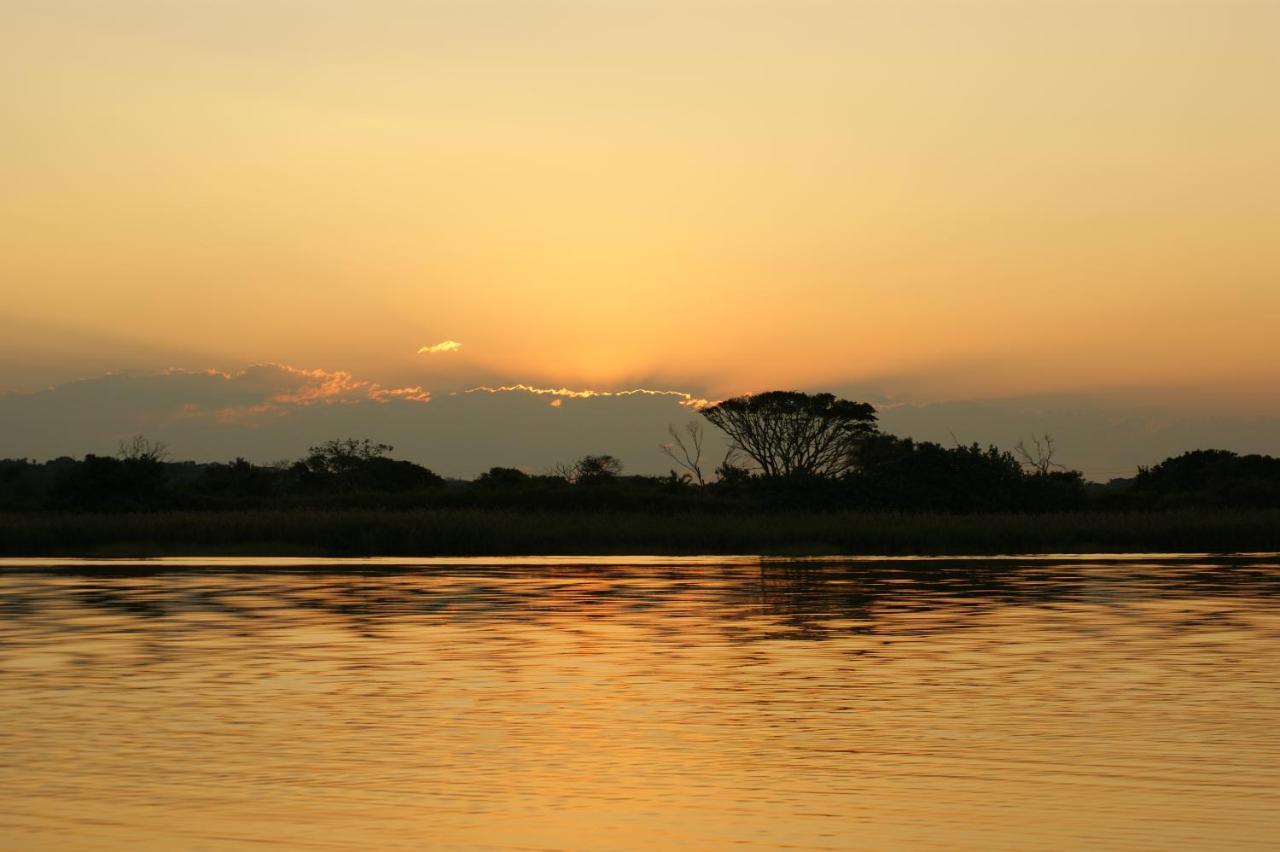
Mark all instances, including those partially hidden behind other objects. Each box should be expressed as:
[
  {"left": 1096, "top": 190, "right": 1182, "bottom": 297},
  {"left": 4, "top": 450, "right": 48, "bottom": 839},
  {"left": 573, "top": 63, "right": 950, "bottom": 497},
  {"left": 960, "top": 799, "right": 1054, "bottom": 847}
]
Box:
[{"left": 0, "top": 508, "right": 1278, "bottom": 557}]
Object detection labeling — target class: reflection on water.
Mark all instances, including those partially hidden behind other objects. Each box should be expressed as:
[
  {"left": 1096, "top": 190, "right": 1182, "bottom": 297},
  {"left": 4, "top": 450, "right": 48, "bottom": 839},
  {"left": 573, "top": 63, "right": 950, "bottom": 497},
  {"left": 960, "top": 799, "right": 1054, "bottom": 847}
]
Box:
[{"left": 1, "top": 556, "right": 1278, "bottom": 850}]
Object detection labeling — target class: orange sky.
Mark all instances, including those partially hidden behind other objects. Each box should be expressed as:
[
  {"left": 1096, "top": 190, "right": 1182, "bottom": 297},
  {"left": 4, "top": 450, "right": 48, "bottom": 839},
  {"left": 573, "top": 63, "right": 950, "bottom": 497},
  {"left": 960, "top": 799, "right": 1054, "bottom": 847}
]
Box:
[{"left": 3, "top": 0, "right": 1278, "bottom": 409}]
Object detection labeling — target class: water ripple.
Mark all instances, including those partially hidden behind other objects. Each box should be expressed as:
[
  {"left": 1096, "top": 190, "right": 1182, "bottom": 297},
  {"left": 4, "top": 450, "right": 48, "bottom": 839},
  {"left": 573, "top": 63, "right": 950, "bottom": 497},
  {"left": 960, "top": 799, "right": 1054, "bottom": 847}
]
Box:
[{"left": 0, "top": 556, "right": 1278, "bottom": 850}]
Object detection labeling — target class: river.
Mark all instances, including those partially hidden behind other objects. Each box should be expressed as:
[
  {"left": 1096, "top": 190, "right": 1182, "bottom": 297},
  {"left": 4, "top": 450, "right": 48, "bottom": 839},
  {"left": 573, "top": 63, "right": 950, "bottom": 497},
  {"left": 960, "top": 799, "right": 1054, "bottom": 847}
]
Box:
[{"left": 1, "top": 555, "right": 1277, "bottom": 850}]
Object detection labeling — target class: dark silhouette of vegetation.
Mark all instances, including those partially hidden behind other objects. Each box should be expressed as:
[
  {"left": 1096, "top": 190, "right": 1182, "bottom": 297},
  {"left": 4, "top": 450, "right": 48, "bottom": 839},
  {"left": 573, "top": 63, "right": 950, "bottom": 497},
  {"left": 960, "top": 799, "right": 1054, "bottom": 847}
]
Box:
[
  {"left": 0, "top": 440, "right": 1270, "bottom": 516},
  {"left": 852, "top": 435, "right": 1028, "bottom": 512},
  {"left": 660, "top": 422, "right": 706, "bottom": 486},
  {"left": 1, "top": 508, "right": 1276, "bottom": 557},
  {"left": 293, "top": 438, "right": 444, "bottom": 494},
  {"left": 1127, "top": 450, "right": 1280, "bottom": 508},
  {"left": 118, "top": 434, "right": 169, "bottom": 463},
  {"left": 572, "top": 454, "right": 623, "bottom": 484},
  {"left": 1, "top": 387, "right": 1279, "bottom": 555},
  {"left": 475, "top": 467, "right": 529, "bottom": 488},
  {"left": 547, "top": 454, "right": 624, "bottom": 485},
  {"left": 1015, "top": 433, "right": 1064, "bottom": 476},
  {"left": 302, "top": 438, "right": 393, "bottom": 474},
  {"left": 700, "top": 391, "right": 877, "bottom": 478}
]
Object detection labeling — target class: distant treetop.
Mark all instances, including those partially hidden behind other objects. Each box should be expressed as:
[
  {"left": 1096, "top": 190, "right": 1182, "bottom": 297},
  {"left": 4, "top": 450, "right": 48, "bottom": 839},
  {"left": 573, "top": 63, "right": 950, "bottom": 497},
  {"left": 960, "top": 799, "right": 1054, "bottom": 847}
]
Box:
[{"left": 700, "top": 390, "right": 877, "bottom": 478}]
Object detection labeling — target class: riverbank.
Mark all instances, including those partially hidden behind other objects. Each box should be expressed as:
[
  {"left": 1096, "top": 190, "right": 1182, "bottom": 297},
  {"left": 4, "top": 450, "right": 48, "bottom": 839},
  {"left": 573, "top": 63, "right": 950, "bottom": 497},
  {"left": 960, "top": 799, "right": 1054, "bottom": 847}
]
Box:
[{"left": 2, "top": 508, "right": 1278, "bottom": 557}]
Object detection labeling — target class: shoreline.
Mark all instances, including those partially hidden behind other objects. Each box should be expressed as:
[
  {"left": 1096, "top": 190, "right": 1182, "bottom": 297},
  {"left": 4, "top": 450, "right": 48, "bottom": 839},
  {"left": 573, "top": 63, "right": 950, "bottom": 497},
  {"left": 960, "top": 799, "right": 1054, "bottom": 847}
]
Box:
[{"left": 3, "top": 508, "right": 1278, "bottom": 558}]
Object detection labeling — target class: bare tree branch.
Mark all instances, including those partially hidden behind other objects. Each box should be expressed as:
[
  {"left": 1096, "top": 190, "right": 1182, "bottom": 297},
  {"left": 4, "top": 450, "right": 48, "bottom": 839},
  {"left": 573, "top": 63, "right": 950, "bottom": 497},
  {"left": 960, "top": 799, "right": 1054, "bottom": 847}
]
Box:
[
  {"left": 660, "top": 421, "right": 706, "bottom": 486},
  {"left": 1015, "top": 433, "right": 1064, "bottom": 476},
  {"left": 118, "top": 435, "right": 168, "bottom": 463}
]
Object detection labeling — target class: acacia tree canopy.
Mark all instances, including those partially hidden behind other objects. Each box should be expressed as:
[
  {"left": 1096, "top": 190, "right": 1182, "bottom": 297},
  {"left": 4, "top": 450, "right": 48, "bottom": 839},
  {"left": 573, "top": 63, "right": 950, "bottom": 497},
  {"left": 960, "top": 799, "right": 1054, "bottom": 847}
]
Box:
[
  {"left": 574, "top": 454, "right": 623, "bottom": 483},
  {"left": 304, "top": 438, "right": 394, "bottom": 475},
  {"left": 699, "top": 391, "right": 877, "bottom": 478}
]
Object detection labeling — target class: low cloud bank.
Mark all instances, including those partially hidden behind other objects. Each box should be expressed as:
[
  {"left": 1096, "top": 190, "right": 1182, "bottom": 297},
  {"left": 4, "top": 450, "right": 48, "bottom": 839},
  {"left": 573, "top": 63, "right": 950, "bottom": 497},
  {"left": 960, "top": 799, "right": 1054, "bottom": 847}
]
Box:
[
  {"left": 2, "top": 365, "right": 1277, "bottom": 480},
  {"left": 0, "top": 365, "right": 720, "bottom": 477}
]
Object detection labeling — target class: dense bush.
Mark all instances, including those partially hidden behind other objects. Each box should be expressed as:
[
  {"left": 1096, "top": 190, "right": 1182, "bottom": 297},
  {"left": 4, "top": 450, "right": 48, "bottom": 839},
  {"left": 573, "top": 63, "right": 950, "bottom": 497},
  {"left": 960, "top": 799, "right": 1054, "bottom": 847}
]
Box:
[
  {"left": 1131, "top": 450, "right": 1280, "bottom": 508},
  {"left": 0, "top": 442, "right": 1274, "bottom": 516}
]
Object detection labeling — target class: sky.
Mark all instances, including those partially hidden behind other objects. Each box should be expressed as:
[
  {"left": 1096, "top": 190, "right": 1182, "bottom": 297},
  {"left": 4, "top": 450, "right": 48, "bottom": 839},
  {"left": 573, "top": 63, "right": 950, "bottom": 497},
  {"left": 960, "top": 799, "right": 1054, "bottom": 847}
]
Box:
[{"left": 2, "top": 1, "right": 1278, "bottom": 478}]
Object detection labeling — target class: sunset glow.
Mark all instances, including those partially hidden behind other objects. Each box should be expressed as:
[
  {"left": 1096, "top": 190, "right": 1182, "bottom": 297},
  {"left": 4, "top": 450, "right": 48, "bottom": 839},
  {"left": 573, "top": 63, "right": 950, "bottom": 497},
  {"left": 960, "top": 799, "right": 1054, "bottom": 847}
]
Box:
[
  {"left": 4, "top": 8, "right": 1280, "bottom": 849},
  {"left": 2, "top": 0, "right": 1277, "bottom": 411}
]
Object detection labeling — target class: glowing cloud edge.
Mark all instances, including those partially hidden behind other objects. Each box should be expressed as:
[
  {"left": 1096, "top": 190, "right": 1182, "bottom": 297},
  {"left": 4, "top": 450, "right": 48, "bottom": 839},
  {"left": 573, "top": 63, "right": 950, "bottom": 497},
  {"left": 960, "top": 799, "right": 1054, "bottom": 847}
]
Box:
[
  {"left": 465, "top": 384, "right": 710, "bottom": 409},
  {"left": 418, "top": 341, "right": 463, "bottom": 355}
]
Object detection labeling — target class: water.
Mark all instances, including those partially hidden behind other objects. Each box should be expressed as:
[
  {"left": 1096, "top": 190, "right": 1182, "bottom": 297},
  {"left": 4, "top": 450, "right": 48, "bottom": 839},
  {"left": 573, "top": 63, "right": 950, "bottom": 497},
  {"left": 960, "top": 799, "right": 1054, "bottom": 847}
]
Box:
[{"left": 1, "top": 555, "right": 1278, "bottom": 850}]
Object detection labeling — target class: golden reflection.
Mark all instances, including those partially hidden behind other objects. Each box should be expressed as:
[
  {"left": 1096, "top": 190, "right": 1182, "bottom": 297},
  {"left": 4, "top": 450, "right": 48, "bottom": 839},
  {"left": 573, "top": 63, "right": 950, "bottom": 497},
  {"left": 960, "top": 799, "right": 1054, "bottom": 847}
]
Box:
[{"left": 0, "top": 558, "right": 1278, "bottom": 849}]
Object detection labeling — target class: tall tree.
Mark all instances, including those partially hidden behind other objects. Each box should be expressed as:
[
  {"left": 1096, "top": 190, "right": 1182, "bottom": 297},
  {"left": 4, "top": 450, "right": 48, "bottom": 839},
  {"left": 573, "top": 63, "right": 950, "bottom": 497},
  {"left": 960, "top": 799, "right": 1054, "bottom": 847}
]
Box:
[{"left": 700, "top": 391, "right": 877, "bottom": 478}]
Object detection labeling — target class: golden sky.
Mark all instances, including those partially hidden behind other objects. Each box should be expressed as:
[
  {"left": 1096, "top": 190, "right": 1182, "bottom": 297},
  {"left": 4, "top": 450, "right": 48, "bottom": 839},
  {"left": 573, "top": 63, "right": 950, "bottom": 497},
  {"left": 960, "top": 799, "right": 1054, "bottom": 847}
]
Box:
[{"left": 3, "top": 0, "right": 1278, "bottom": 407}]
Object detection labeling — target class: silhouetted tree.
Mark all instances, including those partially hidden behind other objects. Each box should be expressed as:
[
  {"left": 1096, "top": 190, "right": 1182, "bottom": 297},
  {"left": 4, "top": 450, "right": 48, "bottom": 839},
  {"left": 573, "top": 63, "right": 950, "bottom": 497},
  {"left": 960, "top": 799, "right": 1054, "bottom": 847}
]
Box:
[
  {"left": 700, "top": 391, "right": 877, "bottom": 478},
  {"left": 197, "top": 457, "right": 279, "bottom": 501},
  {"left": 118, "top": 435, "right": 169, "bottom": 463},
  {"left": 1133, "top": 449, "right": 1280, "bottom": 508},
  {"left": 304, "top": 438, "right": 393, "bottom": 475},
  {"left": 476, "top": 467, "right": 529, "bottom": 488},
  {"left": 547, "top": 461, "right": 578, "bottom": 483},
  {"left": 851, "top": 434, "right": 1085, "bottom": 512},
  {"left": 574, "top": 454, "right": 623, "bottom": 484},
  {"left": 547, "top": 455, "right": 624, "bottom": 484},
  {"left": 297, "top": 438, "right": 442, "bottom": 493},
  {"left": 1015, "top": 433, "right": 1063, "bottom": 476},
  {"left": 713, "top": 448, "right": 752, "bottom": 485},
  {"left": 352, "top": 457, "right": 444, "bottom": 491},
  {"left": 54, "top": 453, "right": 169, "bottom": 510},
  {"left": 660, "top": 421, "right": 706, "bottom": 486}
]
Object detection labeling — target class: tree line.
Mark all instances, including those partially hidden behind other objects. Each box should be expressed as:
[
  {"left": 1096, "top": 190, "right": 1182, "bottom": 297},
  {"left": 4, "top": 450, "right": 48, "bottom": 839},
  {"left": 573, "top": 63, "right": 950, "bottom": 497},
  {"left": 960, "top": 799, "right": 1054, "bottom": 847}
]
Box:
[{"left": 2, "top": 391, "right": 1278, "bottom": 513}]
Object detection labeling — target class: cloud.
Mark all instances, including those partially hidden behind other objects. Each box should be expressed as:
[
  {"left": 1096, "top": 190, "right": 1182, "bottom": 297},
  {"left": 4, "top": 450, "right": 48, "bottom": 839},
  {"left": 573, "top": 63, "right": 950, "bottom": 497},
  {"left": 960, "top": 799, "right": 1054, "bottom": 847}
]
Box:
[
  {"left": 0, "top": 365, "right": 721, "bottom": 475},
  {"left": 0, "top": 364, "right": 429, "bottom": 439},
  {"left": 174, "top": 365, "right": 429, "bottom": 423},
  {"left": 4, "top": 365, "right": 1280, "bottom": 481},
  {"left": 465, "top": 384, "right": 710, "bottom": 409},
  {"left": 240, "top": 364, "right": 430, "bottom": 408},
  {"left": 418, "top": 341, "right": 462, "bottom": 355}
]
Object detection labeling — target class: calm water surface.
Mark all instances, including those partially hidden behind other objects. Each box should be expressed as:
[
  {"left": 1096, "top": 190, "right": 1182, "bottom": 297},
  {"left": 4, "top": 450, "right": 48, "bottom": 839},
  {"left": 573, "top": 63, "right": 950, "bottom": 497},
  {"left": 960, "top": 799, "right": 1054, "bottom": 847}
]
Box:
[{"left": 1, "top": 555, "right": 1278, "bottom": 850}]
